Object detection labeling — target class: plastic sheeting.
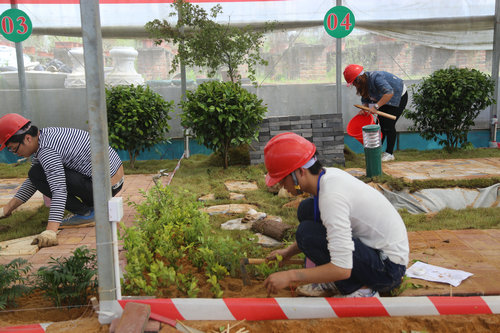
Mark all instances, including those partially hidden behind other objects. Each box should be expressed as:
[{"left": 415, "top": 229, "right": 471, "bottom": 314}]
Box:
[
  {"left": 378, "top": 183, "right": 500, "bottom": 214},
  {"left": 347, "top": 0, "right": 495, "bottom": 50},
  {"left": 0, "top": 0, "right": 496, "bottom": 50}
]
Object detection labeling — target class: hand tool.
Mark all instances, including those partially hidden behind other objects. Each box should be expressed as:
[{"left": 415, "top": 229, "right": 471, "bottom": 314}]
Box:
[
  {"left": 240, "top": 257, "right": 304, "bottom": 286},
  {"left": 150, "top": 312, "right": 204, "bottom": 333},
  {"left": 354, "top": 104, "right": 397, "bottom": 120}
]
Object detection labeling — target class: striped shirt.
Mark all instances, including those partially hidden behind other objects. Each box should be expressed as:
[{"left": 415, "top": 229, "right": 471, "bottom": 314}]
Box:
[{"left": 14, "top": 127, "right": 122, "bottom": 223}]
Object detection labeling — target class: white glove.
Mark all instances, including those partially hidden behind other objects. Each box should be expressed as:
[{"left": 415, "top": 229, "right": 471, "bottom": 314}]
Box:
[{"left": 31, "top": 230, "right": 58, "bottom": 248}]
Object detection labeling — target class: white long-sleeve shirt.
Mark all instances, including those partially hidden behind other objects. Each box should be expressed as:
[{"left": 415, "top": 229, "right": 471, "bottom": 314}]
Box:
[
  {"left": 14, "top": 127, "right": 122, "bottom": 223},
  {"left": 318, "top": 168, "right": 409, "bottom": 269}
]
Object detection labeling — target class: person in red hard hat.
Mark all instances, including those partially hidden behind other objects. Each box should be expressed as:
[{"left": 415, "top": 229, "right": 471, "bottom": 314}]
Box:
[
  {"left": 0, "top": 113, "right": 124, "bottom": 248},
  {"left": 344, "top": 64, "right": 408, "bottom": 162},
  {"left": 263, "top": 132, "right": 409, "bottom": 297}
]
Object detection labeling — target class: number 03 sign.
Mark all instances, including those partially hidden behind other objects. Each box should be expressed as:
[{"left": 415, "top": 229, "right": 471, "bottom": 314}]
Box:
[
  {"left": 0, "top": 8, "right": 32, "bottom": 43},
  {"left": 323, "top": 6, "right": 355, "bottom": 38}
]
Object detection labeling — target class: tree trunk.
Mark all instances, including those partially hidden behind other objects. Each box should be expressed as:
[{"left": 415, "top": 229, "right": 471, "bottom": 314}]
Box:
[{"left": 251, "top": 218, "right": 293, "bottom": 241}]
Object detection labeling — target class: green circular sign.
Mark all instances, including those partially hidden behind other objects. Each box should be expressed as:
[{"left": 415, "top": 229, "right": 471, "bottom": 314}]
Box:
[
  {"left": 323, "top": 6, "right": 355, "bottom": 38},
  {"left": 0, "top": 8, "right": 32, "bottom": 43}
]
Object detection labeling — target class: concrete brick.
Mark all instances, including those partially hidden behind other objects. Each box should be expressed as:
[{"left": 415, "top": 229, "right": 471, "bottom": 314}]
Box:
[
  {"left": 250, "top": 114, "right": 345, "bottom": 166},
  {"left": 115, "top": 302, "right": 151, "bottom": 333},
  {"left": 144, "top": 320, "right": 161, "bottom": 333}
]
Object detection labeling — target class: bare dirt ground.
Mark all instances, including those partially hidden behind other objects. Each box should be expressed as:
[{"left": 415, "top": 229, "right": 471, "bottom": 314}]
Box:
[{"left": 2, "top": 283, "right": 500, "bottom": 333}]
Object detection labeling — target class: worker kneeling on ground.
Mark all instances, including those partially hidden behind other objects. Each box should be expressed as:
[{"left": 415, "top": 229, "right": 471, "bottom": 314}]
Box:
[
  {"left": 0, "top": 113, "right": 124, "bottom": 248},
  {"left": 263, "top": 132, "right": 409, "bottom": 297}
]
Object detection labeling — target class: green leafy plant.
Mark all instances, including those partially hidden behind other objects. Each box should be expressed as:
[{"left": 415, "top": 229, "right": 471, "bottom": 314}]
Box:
[
  {"left": 180, "top": 81, "right": 267, "bottom": 168},
  {"left": 390, "top": 275, "right": 424, "bottom": 296},
  {"left": 252, "top": 255, "right": 287, "bottom": 279},
  {"left": 206, "top": 273, "right": 224, "bottom": 298},
  {"left": 105, "top": 84, "right": 174, "bottom": 168},
  {"left": 121, "top": 184, "right": 256, "bottom": 298},
  {"left": 176, "top": 273, "right": 200, "bottom": 298},
  {"left": 0, "top": 258, "right": 32, "bottom": 309},
  {"left": 35, "top": 246, "right": 97, "bottom": 307},
  {"left": 145, "top": 0, "right": 273, "bottom": 85},
  {"left": 407, "top": 67, "right": 495, "bottom": 150}
]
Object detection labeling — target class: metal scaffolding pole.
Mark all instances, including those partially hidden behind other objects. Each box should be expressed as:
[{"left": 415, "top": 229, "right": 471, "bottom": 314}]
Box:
[
  {"left": 336, "top": 0, "right": 342, "bottom": 117},
  {"left": 79, "top": 0, "right": 118, "bottom": 322},
  {"left": 491, "top": 0, "right": 500, "bottom": 144},
  {"left": 11, "top": 3, "right": 30, "bottom": 119}
]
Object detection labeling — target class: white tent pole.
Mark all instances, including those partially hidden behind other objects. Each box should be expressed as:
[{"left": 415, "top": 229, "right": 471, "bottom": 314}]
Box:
[
  {"left": 11, "top": 3, "right": 30, "bottom": 119},
  {"left": 336, "top": 0, "right": 342, "bottom": 120},
  {"left": 178, "top": 7, "right": 190, "bottom": 158},
  {"left": 491, "top": 0, "right": 500, "bottom": 143},
  {"left": 79, "top": 0, "right": 118, "bottom": 322}
]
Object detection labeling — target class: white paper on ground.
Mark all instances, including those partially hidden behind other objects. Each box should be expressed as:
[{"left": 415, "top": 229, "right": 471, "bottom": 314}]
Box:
[{"left": 405, "top": 261, "right": 473, "bottom": 287}]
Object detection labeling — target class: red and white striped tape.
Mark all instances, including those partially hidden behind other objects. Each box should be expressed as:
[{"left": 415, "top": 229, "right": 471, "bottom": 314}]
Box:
[
  {"left": 0, "top": 323, "right": 51, "bottom": 333},
  {"left": 3, "top": 296, "right": 500, "bottom": 331},
  {"left": 117, "top": 296, "right": 500, "bottom": 320}
]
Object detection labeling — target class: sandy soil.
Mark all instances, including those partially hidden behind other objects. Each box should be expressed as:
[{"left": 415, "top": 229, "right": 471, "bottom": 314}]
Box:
[{"left": 2, "top": 284, "right": 500, "bottom": 333}]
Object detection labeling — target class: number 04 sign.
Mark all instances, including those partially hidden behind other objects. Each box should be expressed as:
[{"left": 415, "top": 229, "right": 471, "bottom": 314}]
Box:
[
  {"left": 324, "top": 6, "right": 355, "bottom": 38},
  {"left": 0, "top": 8, "right": 32, "bottom": 43}
]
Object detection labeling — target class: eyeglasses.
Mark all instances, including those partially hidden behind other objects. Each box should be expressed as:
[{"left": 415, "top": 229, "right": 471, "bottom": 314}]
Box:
[{"left": 7, "top": 142, "right": 22, "bottom": 154}]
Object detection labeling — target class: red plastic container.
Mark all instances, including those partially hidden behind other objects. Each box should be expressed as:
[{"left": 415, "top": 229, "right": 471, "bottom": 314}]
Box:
[{"left": 347, "top": 114, "right": 376, "bottom": 145}]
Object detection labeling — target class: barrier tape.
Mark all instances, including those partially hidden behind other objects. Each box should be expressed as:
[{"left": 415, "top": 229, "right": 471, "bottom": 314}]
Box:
[
  {"left": 115, "top": 296, "right": 500, "bottom": 321},
  {"left": 4, "top": 296, "right": 500, "bottom": 331},
  {"left": 0, "top": 323, "right": 51, "bottom": 333}
]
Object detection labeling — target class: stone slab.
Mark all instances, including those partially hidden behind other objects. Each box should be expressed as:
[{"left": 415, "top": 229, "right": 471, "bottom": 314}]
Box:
[{"left": 0, "top": 235, "right": 39, "bottom": 256}]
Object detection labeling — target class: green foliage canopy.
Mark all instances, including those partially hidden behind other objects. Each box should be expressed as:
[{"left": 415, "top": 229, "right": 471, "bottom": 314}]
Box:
[
  {"left": 105, "top": 84, "right": 173, "bottom": 168},
  {"left": 180, "top": 81, "right": 267, "bottom": 168},
  {"left": 145, "top": 0, "right": 272, "bottom": 84},
  {"left": 406, "top": 67, "right": 495, "bottom": 149}
]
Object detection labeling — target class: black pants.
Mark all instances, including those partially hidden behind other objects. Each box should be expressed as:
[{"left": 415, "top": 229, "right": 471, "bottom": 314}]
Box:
[
  {"left": 28, "top": 163, "right": 122, "bottom": 215},
  {"left": 378, "top": 92, "right": 408, "bottom": 155},
  {"left": 296, "top": 198, "right": 406, "bottom": 294}
]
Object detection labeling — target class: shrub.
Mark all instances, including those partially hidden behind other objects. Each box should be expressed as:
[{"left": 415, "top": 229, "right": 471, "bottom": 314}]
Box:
[
  {"left": 407, "top": 67, "right": 495, "bottom": 150},
  {"left": 106, "top": 84, "right": 174, "bottom": 168},
  {"left": 180, "top": 81, "right": 267, "bottom": 168},
  {"left": 35, "top": 246, "right": 97, "bottom": 307},
  {"left": 0, "top": 258, "right": 32, "bottom": 309}
]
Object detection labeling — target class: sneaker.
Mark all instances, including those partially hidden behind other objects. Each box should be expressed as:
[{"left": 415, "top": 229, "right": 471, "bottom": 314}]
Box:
[
  {"left": 381, "top": 152, "right": 395, "bottom": 162},
  {"left": 296, "top": 282, "right": 339, "bottom": 297},
  {"left": 338, "top": 288, "right": 380, "bottom": 298},
  {"left": 59, "top": 209, "right": 95, "bottom": 229}
]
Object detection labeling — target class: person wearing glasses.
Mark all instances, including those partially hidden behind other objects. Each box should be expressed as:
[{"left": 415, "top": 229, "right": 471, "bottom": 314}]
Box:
[
  {"left": 263, "top": 132, "right": 409, "bottom": 297},
  {"left": 0, "top": 113, "right": 124, "bottom": 248},
  {"left": 344, "top": 64, "right": 408, "bottom": 162}
]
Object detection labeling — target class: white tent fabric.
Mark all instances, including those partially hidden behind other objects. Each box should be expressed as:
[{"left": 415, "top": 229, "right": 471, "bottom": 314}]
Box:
[{"left": 0, "top": 0, "right": 495, "bottom": 50}]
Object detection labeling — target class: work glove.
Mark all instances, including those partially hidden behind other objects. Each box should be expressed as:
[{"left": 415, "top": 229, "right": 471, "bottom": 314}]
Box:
[
  {"left": 31, "top": 230, "right": 58, "bottom": 248},
  {"left": 0, "top": 207, "right": 4, "bottom": 218}
]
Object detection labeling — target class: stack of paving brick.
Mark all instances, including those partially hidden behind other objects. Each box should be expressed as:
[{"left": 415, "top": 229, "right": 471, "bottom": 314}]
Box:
[{"left": 250, "top": 114, "right": 345, "bottom": 166}]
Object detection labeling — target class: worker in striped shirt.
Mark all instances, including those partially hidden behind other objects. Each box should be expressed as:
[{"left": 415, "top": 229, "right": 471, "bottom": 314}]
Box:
[{"left": 0, "top": 113, "right": 124, "bottom": 248}]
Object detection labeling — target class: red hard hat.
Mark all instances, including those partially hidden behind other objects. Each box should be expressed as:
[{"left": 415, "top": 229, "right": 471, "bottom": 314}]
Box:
[
  {"left": 0, "top": 113, "right": 30, "bottom": 151},
  {"left": 343, "top": 64, "right": 364, "bottom": 86},
  {"left": 264, "top": 132, "right": 316, "bottom": 187}
]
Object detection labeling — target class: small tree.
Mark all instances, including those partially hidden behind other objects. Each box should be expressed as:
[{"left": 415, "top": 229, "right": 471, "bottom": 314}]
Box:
[
  {"left": 407, "top": 67, "right": 495, "bottom": 150},
  {"left": 145, "top": 0, "right": 273, "bottom": 85},
  {"left": 106, "top": 84, "right": 173, "bottom": 168},
  {"left": 180, "top": 81, "right": 267, "bottom": 168}
]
